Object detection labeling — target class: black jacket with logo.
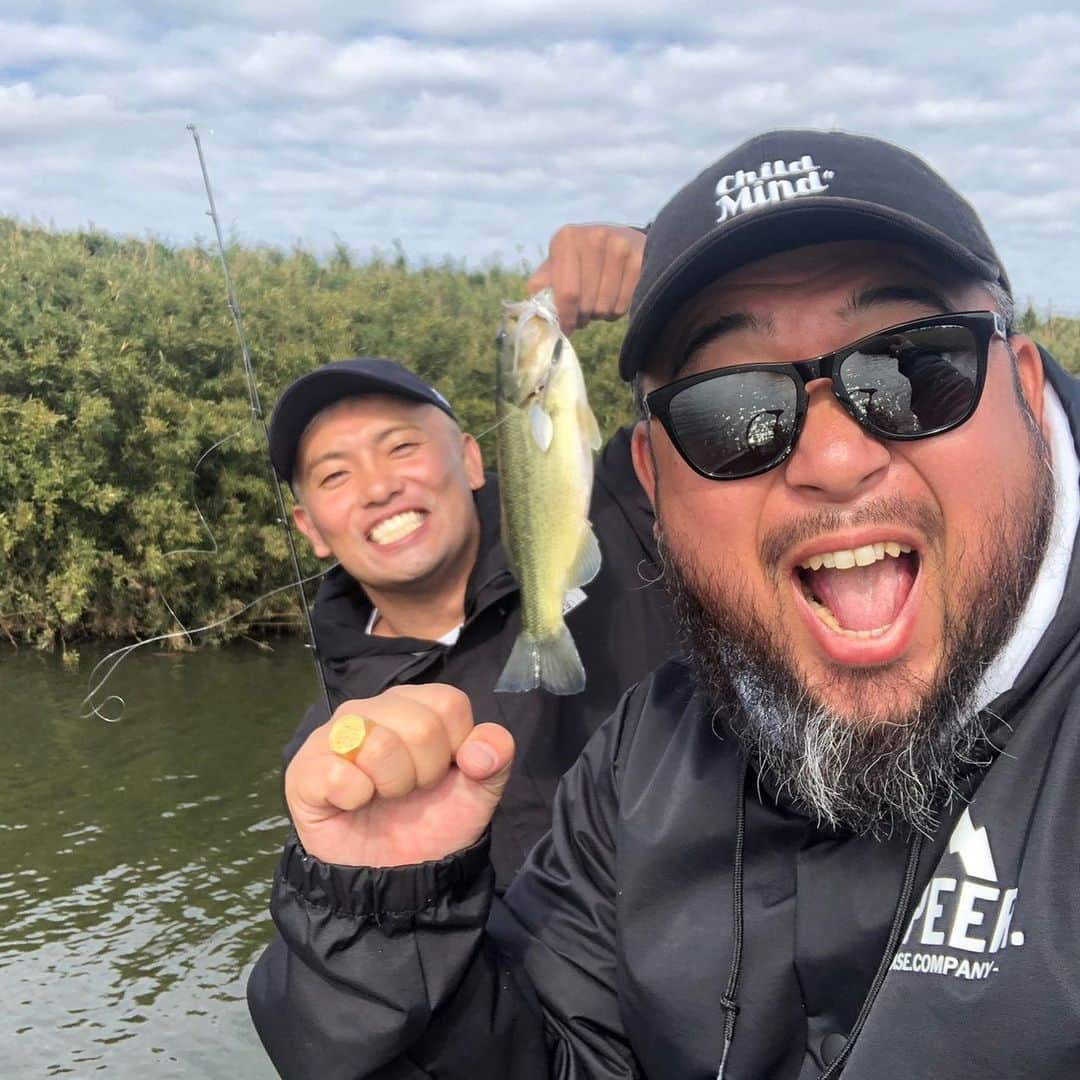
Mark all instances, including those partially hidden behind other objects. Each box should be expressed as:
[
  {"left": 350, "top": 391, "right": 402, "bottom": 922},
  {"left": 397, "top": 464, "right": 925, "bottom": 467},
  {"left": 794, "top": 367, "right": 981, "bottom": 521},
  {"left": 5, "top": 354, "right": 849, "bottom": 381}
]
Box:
[
  {"left": 250, "top": 354, "right": 1080, "bottom": 1079},
  {"left": 281, "top": 427, "right": 676, "bottom": 892}
]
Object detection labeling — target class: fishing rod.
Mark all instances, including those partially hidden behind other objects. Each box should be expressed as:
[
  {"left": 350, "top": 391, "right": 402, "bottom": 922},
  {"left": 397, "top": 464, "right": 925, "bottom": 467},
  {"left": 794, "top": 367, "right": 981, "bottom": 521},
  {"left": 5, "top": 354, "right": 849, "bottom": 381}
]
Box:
[{"left": 187, "top": 123, "right": 334, "bottom": 716}]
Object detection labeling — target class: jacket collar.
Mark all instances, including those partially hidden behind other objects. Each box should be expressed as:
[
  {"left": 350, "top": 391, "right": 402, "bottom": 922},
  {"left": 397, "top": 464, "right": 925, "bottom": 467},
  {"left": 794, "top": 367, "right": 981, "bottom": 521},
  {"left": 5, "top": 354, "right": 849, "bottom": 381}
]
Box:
[
  {"left": 979, "top": 350, "right": 1080, "bottom": 726},
  {"left": 309, "top": 473, "right": 516, "bottom": 662}
]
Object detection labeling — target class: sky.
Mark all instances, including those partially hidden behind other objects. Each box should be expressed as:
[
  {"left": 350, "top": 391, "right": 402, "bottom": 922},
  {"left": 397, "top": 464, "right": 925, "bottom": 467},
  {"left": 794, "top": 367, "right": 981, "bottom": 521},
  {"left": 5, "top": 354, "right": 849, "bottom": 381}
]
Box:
[{"left": 0, "top": 2, "right": 1077, "bottom": 311}]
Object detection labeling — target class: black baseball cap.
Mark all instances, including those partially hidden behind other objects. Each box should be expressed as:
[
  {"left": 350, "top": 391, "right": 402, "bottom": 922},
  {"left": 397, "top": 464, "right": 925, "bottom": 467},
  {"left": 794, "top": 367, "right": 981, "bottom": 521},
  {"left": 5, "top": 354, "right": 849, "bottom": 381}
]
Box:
[
  {"left": 619, "top": 129, "right": 1010, "bottom": 380},
  {"left": 268, "top": 356, "right": 457, "bottom": 481}
]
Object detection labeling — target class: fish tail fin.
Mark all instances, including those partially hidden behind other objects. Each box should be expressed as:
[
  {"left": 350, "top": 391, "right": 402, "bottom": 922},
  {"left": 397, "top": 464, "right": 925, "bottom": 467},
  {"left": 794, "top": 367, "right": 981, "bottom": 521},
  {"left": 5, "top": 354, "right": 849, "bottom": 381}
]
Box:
[{"left": 495, "top": 623, "right": 585, "bottom": 696}]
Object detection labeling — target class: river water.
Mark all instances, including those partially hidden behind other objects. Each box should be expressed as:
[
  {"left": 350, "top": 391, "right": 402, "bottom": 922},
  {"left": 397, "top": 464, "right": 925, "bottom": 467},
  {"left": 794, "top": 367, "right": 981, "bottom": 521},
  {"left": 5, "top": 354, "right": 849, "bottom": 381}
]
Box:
[{"left": 1, "top": 639, "right": 320, "bottom": 1079}]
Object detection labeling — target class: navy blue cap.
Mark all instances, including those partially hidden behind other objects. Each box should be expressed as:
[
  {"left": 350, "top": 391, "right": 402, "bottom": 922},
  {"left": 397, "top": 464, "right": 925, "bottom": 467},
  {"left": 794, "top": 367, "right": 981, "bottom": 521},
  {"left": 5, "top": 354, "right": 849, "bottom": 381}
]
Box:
[
  {"left": 268, "top": 356, "right": 457, "bottom": 481},
  {"left": 620, "top": 129, "right": 1009, "bottom": 380}
]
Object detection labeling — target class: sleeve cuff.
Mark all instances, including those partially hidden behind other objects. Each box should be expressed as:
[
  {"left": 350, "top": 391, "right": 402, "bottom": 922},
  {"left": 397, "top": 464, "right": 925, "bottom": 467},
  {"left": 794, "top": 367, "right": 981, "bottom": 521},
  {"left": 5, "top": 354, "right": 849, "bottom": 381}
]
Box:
[{"left": 276, "top": 830, "right": 493, "bottom": 928}]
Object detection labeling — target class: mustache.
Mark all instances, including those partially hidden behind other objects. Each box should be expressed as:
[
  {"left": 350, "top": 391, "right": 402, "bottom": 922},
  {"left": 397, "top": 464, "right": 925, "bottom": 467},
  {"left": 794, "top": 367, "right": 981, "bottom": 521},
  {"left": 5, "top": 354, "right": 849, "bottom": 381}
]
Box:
[{"left": 757, "top": 495, "right": 945, "bottom": 576}]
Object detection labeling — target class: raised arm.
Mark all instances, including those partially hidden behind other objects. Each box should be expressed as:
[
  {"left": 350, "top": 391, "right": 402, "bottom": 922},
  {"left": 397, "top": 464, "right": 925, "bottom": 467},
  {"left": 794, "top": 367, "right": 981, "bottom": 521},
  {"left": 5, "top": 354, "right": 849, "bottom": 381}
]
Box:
[
  {"left": 528, "top": 224, "right": 645, "bottom": 332},
  {"left": 247, "top": 683, "right": 640, "bottom": 1079}
]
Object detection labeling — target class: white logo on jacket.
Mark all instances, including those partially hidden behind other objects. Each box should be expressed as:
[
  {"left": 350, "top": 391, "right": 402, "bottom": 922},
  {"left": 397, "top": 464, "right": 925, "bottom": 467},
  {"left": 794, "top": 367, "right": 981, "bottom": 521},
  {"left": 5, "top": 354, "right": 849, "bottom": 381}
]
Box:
[
  {"left": 891, "top": 809, "right": 1024, "bottom": 982},
  {"left": 714, "top": 155, "right": 836, "bottom": 223}
]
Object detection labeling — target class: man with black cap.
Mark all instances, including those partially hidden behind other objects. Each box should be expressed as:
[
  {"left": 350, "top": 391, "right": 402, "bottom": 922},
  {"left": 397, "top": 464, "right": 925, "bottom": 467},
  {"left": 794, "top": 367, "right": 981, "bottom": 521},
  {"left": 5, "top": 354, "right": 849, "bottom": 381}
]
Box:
[
  {"left": 249, "top": 130, "right": 1080, "bottom": 1078},
  {"left": 265, "top": 347, "right": 674, "bottom": 895}
]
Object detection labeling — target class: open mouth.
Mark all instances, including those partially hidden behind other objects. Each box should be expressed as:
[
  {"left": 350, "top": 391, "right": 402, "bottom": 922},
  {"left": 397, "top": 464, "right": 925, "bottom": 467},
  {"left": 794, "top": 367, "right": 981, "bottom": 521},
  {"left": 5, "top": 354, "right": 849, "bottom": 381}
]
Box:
[
  {"left": 796, "top": 542, "right": 920, "bottom": 639},
  {"left": 367, "top": 510, "right": 427, "bottom": 546}
]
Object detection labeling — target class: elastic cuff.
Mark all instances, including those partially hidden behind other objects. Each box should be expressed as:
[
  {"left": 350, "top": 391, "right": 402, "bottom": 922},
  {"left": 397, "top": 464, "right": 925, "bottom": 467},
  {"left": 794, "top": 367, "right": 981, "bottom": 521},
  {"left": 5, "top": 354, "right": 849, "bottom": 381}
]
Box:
[{"left": 277, "top": 830, "right": 492, "bottom": 923}]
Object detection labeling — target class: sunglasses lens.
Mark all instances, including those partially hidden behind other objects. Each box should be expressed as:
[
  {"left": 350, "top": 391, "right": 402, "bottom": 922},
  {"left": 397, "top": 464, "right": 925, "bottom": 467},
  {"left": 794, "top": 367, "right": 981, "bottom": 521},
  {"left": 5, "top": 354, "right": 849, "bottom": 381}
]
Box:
[
  {"left": 668, "top": 369, "right": 799, "bottom": 478},
  {"left": 839, "top": 324, "right": 979, "bottom": 437}
]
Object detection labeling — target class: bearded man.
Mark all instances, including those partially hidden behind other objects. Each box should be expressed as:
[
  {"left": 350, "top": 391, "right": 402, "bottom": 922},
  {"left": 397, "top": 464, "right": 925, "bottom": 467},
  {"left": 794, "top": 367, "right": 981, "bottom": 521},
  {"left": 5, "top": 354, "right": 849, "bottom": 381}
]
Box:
[{"left": 249, "top": 130, "right": 1080, "bottom": 1079}]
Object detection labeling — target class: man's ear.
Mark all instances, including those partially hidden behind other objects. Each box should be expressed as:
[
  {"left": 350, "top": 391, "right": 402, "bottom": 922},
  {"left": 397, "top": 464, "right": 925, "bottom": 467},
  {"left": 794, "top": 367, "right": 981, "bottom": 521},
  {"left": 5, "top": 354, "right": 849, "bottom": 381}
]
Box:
[
  {"left": 1008, "top": 333, "right": 1046, "bottom": 432},
  {"left": 462, "top": 433, "right": 485, "bottom": 491},
  {"left": 631, "top": 419, "right": 658, "bottom": 511},
  {"left": 293, "top": 503, "right": 332, "bottom": 559}
]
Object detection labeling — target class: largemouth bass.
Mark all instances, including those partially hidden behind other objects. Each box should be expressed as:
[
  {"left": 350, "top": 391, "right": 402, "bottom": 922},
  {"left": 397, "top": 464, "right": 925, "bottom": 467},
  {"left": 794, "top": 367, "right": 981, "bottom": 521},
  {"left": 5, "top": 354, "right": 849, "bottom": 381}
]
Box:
[{"left": 495, "top": 288, "right": 602, "bottom": 695}]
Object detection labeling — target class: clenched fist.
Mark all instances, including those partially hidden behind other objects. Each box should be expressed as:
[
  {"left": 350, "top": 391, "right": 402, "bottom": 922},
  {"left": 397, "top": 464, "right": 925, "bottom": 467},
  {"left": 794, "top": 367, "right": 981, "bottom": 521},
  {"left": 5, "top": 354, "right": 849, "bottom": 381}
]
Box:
[
  {"left": 285, "top": 684, "right": 515, "bottom": 868},
  {"left": 528, "top": 223, "right": 645, "bottom": 331}
]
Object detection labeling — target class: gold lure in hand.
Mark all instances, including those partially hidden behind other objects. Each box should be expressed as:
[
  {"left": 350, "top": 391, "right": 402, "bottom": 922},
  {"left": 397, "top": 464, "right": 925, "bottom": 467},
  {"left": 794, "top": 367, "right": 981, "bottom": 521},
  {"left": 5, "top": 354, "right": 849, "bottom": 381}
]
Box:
[{"left": 329, "top": 714, "right": 371, "bottom": 760}]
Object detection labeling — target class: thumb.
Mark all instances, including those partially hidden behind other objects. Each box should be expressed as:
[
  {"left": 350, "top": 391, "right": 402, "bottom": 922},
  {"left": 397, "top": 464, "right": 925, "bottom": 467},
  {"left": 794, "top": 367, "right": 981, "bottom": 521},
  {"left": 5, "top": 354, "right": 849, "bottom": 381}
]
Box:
[
  {"left": 526, "top": 258, "right": 552, "bottom": 296},
  {"left": 456, "top": 722, "right": 515, "bottom": 802}
]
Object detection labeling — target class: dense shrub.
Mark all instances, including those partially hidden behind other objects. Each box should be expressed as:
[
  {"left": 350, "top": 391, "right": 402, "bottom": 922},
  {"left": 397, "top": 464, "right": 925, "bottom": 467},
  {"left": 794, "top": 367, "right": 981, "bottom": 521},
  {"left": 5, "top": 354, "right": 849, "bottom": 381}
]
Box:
[
  {"left": 0, "top": 219, "right": 1075, "bottom": 647},
  {"left": 0, "top": 221, "right": 635, "bottom": 646}
]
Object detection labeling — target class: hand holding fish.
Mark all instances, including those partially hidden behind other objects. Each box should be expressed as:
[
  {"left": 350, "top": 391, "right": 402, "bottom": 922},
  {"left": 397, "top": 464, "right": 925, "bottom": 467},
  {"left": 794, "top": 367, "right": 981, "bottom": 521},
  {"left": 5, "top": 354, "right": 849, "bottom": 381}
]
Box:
[
  {"left": 285, "top": 685, "right": 515, "bottom": 868},
  {"left": 527, "top": 223, "right": 645, "bottom": 331}
]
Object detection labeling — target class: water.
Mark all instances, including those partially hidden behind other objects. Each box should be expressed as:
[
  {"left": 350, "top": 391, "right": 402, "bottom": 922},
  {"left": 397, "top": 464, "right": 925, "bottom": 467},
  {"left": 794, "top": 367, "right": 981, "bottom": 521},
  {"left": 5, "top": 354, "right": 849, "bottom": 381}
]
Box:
[{"left": 0, "top": 640, "right": 319, "bottom": 1078}]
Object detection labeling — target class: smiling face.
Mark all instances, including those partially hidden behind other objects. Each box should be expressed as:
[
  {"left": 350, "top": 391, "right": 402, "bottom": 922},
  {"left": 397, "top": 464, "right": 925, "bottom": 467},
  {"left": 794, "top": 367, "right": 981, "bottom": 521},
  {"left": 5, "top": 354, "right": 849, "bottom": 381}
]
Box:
[
  {"left": 291, "top": 395, "right": 485, "bottom": 601},
  {"left": 631, "top": 241, "right": 1054, "bottom": 828}
]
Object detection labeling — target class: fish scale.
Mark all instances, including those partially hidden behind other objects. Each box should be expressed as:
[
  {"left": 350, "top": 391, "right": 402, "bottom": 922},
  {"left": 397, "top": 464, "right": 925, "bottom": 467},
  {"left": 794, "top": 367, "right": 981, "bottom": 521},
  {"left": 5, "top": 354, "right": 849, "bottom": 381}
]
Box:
[{"left": 494, "top": 289, "right": 602, "bottom": 695}]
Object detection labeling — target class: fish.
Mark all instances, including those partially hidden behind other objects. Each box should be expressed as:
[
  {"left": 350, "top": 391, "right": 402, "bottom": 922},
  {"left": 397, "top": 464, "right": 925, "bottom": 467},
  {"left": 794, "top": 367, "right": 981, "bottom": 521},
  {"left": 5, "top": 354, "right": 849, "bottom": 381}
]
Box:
[{"left": 494, "top": 287, "right": 603, "bottom": 695}]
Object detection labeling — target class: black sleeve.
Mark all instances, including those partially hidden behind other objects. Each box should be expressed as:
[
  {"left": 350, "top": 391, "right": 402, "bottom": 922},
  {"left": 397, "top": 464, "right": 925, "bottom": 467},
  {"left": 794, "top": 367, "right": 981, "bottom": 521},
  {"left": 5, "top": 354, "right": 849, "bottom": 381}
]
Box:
[{"left": 246, "top": 692, "right": 643, "bottom": 1079}]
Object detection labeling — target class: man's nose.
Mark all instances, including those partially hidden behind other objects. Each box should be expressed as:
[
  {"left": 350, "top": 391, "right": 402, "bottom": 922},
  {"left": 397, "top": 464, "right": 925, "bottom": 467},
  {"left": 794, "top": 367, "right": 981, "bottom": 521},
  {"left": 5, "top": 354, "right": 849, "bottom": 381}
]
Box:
[
  {"left": 782, "top": 379, "right": 891, "bottom": 499},
  {"left": 360, "top": 468, "right": 404, "bottom": 506}
]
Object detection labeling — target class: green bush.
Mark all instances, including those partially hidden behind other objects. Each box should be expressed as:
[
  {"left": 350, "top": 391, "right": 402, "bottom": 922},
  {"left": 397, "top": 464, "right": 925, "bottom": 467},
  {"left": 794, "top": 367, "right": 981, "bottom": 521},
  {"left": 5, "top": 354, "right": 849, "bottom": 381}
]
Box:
[
  {"left": 0, "top": 221, "right": 637, "bottom": 647},
  {"left": 0, "top": 218, "right": 1074, "bottom": 647}
]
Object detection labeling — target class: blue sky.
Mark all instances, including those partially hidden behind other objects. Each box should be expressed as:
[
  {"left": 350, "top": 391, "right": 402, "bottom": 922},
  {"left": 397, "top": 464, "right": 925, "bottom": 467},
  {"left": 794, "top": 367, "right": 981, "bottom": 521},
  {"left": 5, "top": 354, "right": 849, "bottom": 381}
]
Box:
[{"left": 0, "top": 2, "right": 1077, "bottom": 311}]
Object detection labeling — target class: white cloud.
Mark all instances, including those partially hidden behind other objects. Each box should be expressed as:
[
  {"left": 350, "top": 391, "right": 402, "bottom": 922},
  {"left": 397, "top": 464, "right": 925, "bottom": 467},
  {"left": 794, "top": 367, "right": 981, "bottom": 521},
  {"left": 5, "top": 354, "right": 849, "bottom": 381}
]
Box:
[
  {"left": 0, "top": 19, "right": 126, "bottom": 63},
  {"left": 0, "top": 2, "right": 1074, "bottom": 312},
  {"left": 0, "top": 82, "right": 115, "bottom": 137}
]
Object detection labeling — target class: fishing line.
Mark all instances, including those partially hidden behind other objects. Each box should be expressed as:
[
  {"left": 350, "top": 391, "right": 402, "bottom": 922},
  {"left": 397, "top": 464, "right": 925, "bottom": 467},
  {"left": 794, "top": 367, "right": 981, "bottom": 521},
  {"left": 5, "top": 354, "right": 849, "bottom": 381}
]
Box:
[
  {"left": 81, "top": 570, "right": 334, "bottom": 722},
  {"left": 82, "top": 128, "right": 336, "bottom": 720},
  {"left": 161, "top": 431, "right": 240, "bottom": 560},
  {"left": 157, "top": 430, "right": 242, "bottom": 645},
  {"left": 188, "top": 124, "right": 333, "bottom": 716},
  {"left": 471, "top": 412, "right": 511, "bottom": 442}
]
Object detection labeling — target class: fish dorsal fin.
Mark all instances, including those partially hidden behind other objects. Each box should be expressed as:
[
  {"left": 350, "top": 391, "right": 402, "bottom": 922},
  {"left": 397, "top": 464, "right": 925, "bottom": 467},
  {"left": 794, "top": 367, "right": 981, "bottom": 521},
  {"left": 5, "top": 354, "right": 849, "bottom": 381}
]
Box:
[
  {"left": 568, "top": 523, "right": 602, "bottom": 589},
  {"left": 579, "top": 400, "right": 602, "bottom": 451},
  {"left": 529, "top": 402, "right": 554, "bottom": 451}
]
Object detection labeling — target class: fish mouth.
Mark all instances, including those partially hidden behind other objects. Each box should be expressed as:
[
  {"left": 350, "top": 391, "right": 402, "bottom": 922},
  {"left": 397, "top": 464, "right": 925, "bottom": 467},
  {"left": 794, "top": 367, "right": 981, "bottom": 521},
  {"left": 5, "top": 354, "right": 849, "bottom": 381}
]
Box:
[
  {"left": 366, "top": 510, "right": 428, "bottom": 547},
  {"left": 790, "top": 535, "right": 924, "bottom": 662}
]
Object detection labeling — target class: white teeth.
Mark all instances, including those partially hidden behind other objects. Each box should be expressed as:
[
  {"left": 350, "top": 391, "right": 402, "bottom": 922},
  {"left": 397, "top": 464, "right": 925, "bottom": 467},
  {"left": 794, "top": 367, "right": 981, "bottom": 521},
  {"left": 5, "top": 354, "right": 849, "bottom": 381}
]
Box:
[
  {"left": 799, "top": 542, "right": 913, "bottom": 572},
  {"left": 853, "top": 544, "right": 877, "bottom": 567},
  {"left": 369, "top": 511, "right": 425, "bottom": 545}
]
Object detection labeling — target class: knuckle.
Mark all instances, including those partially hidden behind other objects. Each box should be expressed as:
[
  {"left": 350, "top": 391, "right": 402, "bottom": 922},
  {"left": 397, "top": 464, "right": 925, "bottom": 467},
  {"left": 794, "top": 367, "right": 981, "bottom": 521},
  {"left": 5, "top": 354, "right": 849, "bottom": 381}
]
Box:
[
  {"left": 361, "top": 726, "right": 401, "bottom": 770},
  {"left": 442, "top": 685, "right": 472, "bottom": 723},
  {"left": 550, "top": 225, "right": 575, "bottom": 250},
  {"left": 404, "top": 709, "right": 441, "bottom": 746}
]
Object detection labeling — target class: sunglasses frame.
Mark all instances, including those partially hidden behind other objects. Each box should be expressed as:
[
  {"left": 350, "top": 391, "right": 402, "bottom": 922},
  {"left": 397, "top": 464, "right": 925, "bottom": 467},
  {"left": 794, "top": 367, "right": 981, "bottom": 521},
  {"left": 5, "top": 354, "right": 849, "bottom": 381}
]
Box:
[{"left": 643, "top": 310, "right": 1007, "bottom": 481}]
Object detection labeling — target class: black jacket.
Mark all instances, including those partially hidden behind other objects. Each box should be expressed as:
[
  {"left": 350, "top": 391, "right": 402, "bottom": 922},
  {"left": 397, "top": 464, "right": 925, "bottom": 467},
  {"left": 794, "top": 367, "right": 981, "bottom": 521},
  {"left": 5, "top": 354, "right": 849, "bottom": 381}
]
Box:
[
  {"left": 283, "top": 427, "right": 676, "bottom": 891},
  {"left": 251, "top": 356, "right": 1080, "bottom": 1079}
]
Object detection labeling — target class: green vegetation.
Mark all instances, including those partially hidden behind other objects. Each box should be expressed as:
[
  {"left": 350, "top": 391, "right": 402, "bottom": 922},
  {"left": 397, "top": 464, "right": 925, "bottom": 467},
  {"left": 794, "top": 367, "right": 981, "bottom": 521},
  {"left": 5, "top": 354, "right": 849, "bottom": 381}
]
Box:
[
  {"left": 0, "top": 219, "right": 1076, "bottom": 648},
  {"left": 0, "top": 221, "right": 634, "bottom": 648}
]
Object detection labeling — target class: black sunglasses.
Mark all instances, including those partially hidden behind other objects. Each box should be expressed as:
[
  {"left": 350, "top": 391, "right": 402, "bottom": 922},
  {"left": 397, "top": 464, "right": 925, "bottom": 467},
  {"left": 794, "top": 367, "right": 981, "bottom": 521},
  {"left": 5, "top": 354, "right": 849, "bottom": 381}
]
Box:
[{"left": 643, "top": 310, "right": 1007, "bottom": 481}]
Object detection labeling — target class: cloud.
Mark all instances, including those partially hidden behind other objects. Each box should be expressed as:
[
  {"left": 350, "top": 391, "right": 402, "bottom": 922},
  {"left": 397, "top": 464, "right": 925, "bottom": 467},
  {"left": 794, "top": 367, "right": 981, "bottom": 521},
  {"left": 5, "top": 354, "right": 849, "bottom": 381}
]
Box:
[
  {"left": 0, "top": 19, "right": 127, "bottom": 65},
  {"left": 0, "top": 82, "right": 115, "bottom": 138},
  {"left": 0, "top": 2, "right": 1075, "bottom": 311}
]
